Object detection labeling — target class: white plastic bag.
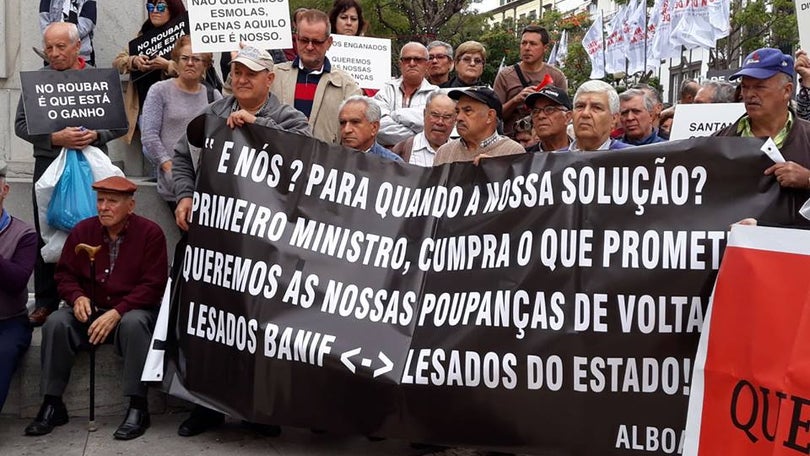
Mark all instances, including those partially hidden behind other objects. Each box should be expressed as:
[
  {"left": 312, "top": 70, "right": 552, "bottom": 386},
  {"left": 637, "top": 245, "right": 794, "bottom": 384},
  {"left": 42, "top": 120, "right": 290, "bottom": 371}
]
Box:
[{"left": 35, "top": 146, "right": 125, "bottom": 263}]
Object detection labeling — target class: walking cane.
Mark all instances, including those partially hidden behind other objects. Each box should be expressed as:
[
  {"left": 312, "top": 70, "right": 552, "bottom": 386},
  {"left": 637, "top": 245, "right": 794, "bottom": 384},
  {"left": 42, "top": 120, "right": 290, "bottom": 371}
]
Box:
[{"left": 74, "top": 243, "right": 101, "bottom": 432}]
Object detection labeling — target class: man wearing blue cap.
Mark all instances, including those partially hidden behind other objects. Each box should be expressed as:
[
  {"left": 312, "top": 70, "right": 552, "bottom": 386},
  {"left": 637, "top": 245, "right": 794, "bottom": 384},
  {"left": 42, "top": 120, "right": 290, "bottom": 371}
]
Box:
[{"left": 715, "top": 48, "right": 810, "bottom": 190}]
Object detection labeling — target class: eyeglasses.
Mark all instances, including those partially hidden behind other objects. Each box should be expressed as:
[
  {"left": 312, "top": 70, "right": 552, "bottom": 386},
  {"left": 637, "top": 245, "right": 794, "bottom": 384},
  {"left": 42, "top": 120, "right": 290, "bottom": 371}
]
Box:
[
  {"left": 297, "top": 36, "right": 329, "bottom": 47},
  {"left": 428, "top": 54, "right": 450, "bottom": 61},
  {"left": 531, "top": 106, "right": 567, "bottom": 116},
  {"left": 180, "top": 55, "right": 203, "bottom": 64},
  {"left": 428, "top": 111, "right": 455, "bottom": 122},
  {"left": 146, "top": 2, "right": 167, "bottom": 13},
  {"left": 400, "top": 56, "right": 427, "bottom": 64},
  {"left": 459, "top": 56, "right": 484, "bottom": 66}
]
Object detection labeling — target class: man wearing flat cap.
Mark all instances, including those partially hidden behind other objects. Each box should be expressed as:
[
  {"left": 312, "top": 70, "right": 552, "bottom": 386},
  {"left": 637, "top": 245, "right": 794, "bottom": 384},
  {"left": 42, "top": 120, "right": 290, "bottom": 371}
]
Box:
[
  {"left": 433, "top": 86, "right": 525, "bottom": 166},
  {"left": 715, "top": 48, "right": 810, "bottom": 189},
  {"left": 25, "top": 176, "right": 168, "bottom": 441},
  {"left": 524, "top": 86, "right": 573, "bottom": 152},
  {"left": 0, "top": 160, "right": 37, "bottom": 413}
]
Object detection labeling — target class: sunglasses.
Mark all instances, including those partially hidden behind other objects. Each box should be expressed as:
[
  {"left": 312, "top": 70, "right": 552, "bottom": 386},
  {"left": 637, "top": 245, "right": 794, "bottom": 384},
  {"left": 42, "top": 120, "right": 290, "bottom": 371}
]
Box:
[
  {"left": 146, "top": 3, "right": 167, "bottom": 13},
  {"left": 400, "top": 56, "right": 427, "bottom": 64}
]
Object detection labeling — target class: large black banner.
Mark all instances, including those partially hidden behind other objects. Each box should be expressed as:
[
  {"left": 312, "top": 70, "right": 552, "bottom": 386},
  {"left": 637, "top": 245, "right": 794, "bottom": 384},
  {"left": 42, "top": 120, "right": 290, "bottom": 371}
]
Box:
[{"left": 166, "top": 114, "right": 797, "bottom": 455}]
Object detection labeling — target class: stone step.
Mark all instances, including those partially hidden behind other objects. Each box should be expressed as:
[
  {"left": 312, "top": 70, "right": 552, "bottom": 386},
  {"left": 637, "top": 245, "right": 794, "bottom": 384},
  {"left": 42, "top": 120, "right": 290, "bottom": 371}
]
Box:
[{"left": 2, "top": 320, "right": 183, "bottom": 418}]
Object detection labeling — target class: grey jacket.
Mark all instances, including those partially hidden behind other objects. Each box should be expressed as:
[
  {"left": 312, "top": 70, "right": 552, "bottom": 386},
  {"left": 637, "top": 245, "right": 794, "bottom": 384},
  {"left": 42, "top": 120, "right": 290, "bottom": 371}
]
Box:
[{"left": 173, "top": 93, "right": 312, "bottom": 201}]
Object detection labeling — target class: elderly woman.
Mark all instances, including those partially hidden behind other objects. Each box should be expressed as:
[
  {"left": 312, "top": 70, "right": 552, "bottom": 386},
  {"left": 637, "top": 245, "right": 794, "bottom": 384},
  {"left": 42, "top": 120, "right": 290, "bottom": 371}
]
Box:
[
  {"left": 440, "top": 41, "right": 487, "bottom": 88},
  {"left": 113, "top": 0, "right": 187, "bottom": 144},
  {"left": 329, "top": 0, "right": 367, "bottom": 36},
  {"left": 140, "top": 35, "right": 221, "bottom": 212}
]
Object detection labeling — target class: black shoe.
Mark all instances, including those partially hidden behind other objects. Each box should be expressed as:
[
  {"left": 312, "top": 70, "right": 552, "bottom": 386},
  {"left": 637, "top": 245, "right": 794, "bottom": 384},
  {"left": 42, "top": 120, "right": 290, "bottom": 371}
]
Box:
[
  {"left": 178, "top": 406, "right": 224, "bottom": 437},
  {"left": 24, "top": 401, "right": 69, "bottom": 436},
  {"left": 113, "top": 407, "right": 150, "bottom": 440},
  {"left": 241, "top": 421, "right": 281, "bottom": 437}
]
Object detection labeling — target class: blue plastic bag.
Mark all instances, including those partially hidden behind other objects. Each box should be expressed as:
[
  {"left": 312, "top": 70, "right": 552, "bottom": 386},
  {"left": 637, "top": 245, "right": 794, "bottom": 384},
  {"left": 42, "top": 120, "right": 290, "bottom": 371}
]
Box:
[{"left": 47, "top": 149, "right": 97, "bottom": 231}]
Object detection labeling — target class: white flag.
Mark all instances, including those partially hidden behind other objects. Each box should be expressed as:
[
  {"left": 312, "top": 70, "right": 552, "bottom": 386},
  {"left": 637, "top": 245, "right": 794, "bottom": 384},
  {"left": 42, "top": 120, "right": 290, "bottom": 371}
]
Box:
[
  {"left": 548, "top": 42, "right": 558, "bottom": 67},
  {"left": 670, "top": 0, "right": 728, "bottom": 49},
  {"left": 626, "top": 0, "right": 648, "bottom": 74},
  {"left": 649, "top": 0, "right": 680, "bottom": 65},
  {"left": 557, "top": 30, "right": 568, "bottom": 68},
  {"left": 605, "top": 6, "right": 628, "bottom": 74},
  {"left": 583, "top": 11, "right": 605, "bottom": 79}
]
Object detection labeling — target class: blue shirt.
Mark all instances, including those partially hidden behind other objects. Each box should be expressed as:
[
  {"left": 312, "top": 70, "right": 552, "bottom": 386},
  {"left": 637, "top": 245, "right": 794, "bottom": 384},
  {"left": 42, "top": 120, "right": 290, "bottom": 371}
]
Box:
[{"left": 367, "top": 142, "right": 403, "bottom": 162}]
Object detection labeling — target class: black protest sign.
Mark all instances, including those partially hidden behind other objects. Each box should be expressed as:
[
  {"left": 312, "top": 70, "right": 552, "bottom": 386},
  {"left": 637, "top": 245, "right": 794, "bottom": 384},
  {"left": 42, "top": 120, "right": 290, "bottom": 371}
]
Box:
[
  {"left": 20, "top": 69, "right": 127, "bottom": 135},
  {"left": 165, "top": 115, "right": 796, "bottom": 455},
  {"left": 128, "top": 12, "right": 189, "bottom": 58},
  {"left": 128, "top": 12, "right": 189, "bottom": 82}
]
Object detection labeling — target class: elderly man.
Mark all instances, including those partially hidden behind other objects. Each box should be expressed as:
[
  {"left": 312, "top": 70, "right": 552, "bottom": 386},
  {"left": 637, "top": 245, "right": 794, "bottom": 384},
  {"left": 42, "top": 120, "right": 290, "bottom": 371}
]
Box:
[
  {"left": 0, "top": 161, "right": 37, "bottom": 413},
  {"left": 339, "top": 96, "right": 403, "bottom": 161},
  {"left": 374, "top": 42, "right": 438, "bottom": 146},
  {"left": 494, "top": 25, "right": 567, "bottom": 138},
  {"left": 173, "top": 46, "right": 311, "bottom": 437},
  {"left": 566, "top": 80, "right": 630, "bottom": 151},
  {"left": 392, "top": 92, "right": 456, "bottom": 166},
  {"left": 694, "top": 80, "right": 737, "bottom": 104},
  {"left": 271, "top": 9, "right": 361, "bottom": 143},
  {"left": 715, "top": 48, "right": 810, "bottom": 190},
  {"left": 619, "top": 89, "right": 666, "bottom": 145},
  {"left": 434, "top": 87, "right": 525, "bottom": 165},
  {"left": 524, "top": 86, "right": 572, "bottom": 152},
  {"left": 678, "top": 79, "right": 699, "bottom": 104},
  {"left": 426, "top": 41, "right": 454, "bottom": 87},
  {"left": 15, "top": 22, "right": 125, "bottom": 327},
  {"left": 24, "top": 176, "right": 167, "bottom": 440}
]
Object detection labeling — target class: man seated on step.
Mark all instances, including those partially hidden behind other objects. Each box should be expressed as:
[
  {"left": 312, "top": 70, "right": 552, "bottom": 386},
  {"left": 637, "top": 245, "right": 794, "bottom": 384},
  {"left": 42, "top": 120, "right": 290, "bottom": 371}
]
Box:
[
  {"left": 24, "top": 176, "right": 168, "bottom": 440},
  {"left": 0, "top": 160, "right": 37, "bottom": 413}
]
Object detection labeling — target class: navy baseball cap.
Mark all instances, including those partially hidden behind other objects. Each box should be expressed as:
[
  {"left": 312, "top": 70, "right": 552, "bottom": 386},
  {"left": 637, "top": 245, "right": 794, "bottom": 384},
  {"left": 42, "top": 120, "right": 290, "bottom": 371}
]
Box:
[
  {"left": 525, "top": 86, "right": 572, "bottom": 110},
  {"left": 730, "top": 48, "right": 794, "bottom": 81},
  {"left": 448, "top": 86, "right": 503, "bottom": 118}
]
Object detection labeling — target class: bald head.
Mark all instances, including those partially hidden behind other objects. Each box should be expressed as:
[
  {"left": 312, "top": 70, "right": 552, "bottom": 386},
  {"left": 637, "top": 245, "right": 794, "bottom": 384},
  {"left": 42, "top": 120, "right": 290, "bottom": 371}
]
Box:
[{"left": 43, "top": 22, "right": 81, "bottom": 70}]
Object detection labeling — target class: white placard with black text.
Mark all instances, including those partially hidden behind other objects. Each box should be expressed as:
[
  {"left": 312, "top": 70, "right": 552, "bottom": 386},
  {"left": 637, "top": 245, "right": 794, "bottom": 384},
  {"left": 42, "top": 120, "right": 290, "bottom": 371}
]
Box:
[
  {"left": 798, "top": 0, "right": 810, "bottom": 53},
  {"left": 670, "top": 103, "right": 746, "bottom": 140},
  {"left": 187, "top": 0, "right": 292, "bottom": 53},
  {"left": 327, "top": 35, "right": 392, "bottom": 90}
]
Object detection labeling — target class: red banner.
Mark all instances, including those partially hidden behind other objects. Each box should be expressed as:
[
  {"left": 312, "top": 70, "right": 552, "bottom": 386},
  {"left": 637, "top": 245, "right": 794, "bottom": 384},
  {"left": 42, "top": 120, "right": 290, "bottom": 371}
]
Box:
[{"left": 686, "top": 224, "right": 810, "bottom": 455}]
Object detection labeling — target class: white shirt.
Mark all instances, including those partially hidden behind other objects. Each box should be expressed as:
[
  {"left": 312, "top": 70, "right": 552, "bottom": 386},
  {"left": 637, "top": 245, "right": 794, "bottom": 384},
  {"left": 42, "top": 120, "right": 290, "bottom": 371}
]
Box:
[{"left": 408, "top": 132, "right": 438, "bottom": 167}]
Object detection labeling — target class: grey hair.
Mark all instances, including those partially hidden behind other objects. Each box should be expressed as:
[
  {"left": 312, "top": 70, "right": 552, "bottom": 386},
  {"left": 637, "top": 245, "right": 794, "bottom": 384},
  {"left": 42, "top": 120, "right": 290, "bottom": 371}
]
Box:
[
  {"left": 427, "top": 40, "right": 454, "bottom": 59},
  {"left": 424, "top": 91, "right": 454, "bottom": 111},
  {"left": 619, "top": 88, "right": 655, "bottom": 112},
  {"left": 339, "top": 95, "right": 381, "bottom": 123},
  {"left": 700, "top": 80, "right": 737, "bottom": 103},
  {"left": 44, "top": 22, "right": 80, "bottom": 44},
  {"left": 400, "top": 42, "right": 429, "bottom": 59},
  {"left": 575, "top": 80, "right": 620, "bottom": 114}
]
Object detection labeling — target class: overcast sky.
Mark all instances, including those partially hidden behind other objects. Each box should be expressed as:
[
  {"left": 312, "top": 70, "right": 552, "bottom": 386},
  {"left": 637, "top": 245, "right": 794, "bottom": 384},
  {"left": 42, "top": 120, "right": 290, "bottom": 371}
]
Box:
[{"left": 472, "top": 0, "right": 500, "bottom": 13}]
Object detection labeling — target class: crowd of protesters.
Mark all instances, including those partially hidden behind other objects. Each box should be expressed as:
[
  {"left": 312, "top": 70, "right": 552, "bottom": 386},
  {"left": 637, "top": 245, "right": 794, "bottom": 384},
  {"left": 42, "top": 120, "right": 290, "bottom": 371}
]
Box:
[{"left": 4, "top": 0, "right": 810, "bottom": 450}]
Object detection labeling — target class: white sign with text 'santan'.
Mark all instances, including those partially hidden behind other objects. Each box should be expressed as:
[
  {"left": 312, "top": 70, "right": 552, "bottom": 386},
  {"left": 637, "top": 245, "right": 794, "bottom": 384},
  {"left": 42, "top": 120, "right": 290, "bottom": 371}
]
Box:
[
  {"left": 670, "top": 103, "right": 746, "bottom": 140},
  {"left": 187, "top": 0, "right": 292, "bottom": 53}
]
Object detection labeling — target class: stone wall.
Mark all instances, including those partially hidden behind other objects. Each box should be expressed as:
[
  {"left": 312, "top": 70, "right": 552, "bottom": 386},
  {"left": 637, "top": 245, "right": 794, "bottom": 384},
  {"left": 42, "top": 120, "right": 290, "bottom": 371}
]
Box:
[{"left": 1, "top": 0, "right": 155, "bottom": 178}]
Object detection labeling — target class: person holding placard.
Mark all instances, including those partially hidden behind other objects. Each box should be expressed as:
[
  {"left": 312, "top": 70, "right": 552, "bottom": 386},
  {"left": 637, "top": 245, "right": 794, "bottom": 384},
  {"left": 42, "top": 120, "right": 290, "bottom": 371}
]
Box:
[
  {"left": 172, "top": 48, "right": 311, "bottom": 437},
  {"left": 113, "top": 0, "right": 186, "bottom": 144},
  {"left": 15, "top": 22, "right": 126, "bottom": 327},
  {"left": 271, "top": 9, "right": 361, "bottom": 143}
]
